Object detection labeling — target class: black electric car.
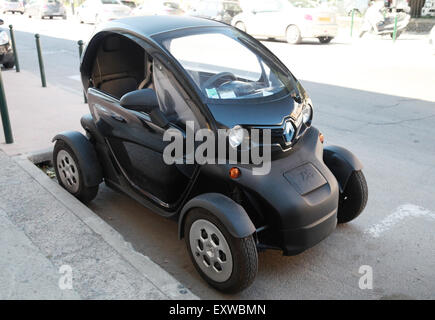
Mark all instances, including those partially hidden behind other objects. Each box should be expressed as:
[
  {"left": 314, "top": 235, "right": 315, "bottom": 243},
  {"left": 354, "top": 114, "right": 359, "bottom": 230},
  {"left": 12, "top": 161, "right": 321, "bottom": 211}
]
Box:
[{"left": 52, "top": 15, "right": 368, "bottom": 293}]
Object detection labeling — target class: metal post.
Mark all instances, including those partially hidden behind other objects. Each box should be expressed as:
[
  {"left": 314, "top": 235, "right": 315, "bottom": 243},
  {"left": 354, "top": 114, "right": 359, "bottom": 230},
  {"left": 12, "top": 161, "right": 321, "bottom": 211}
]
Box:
[
  {"left": 350, "top": 8, "right": 355, "bottom": 37},
  {"left": 392, "top": 13, "right": 398, "bottom": 42},
  {"left": 71, "top": 1, "right": 75, "bottom": 16},
  {"left": 77, "top": 40, "right": 87, "bottom": 103},
  {"left": 0, "top": 70, "right": 14, "bottom": 144},
  {"left": 35, "top": 34, "right": 46, "bottom": 87},
  {"left": 8, "top": 25, "right": 20, "bottom": 72}
]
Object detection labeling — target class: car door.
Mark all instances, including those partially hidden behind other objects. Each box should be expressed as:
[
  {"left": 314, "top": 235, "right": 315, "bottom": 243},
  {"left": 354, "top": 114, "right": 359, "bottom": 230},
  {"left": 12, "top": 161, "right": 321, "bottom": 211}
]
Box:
[{"left": 88, "top": 58, "right": 201, "bottom": 209}]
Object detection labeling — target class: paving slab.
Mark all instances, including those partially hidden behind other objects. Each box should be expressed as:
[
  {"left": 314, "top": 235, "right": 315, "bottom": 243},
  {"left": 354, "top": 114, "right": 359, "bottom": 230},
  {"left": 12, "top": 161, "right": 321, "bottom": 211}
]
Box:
[{"left": 0, "top": 150, "right": 197, "bottom": 299}]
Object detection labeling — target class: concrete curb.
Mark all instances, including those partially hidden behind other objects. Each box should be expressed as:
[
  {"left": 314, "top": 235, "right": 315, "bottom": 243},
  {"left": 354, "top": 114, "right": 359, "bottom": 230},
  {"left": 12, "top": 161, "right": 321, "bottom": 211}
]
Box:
[{"left": 14, "top": 152, "right": 198, "bottom": 300}]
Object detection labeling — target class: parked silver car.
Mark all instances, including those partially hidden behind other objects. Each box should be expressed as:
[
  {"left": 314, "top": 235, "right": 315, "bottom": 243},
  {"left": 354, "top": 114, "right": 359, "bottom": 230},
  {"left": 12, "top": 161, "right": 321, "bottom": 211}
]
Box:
[
  {"left": 132, "top": 0, "right": 184, "bottom": 16},
  {"left": 3, "top": 0, "right": 25, "bottom": 14},
  {"left": 232, "top": 0, "right": 338, "bottom": 44},
  {"left": 25, "top": 0, "right": 67, "bottom": 19},
  {"left": 77, "top": 0, "right": 132, "bottom": 24}
]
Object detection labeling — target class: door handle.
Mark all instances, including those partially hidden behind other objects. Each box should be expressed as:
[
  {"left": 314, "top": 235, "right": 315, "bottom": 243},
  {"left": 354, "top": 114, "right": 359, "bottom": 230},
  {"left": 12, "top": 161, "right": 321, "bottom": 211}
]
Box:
[{"left": 111, "top": 114, "right": 126, "bottom": 123}]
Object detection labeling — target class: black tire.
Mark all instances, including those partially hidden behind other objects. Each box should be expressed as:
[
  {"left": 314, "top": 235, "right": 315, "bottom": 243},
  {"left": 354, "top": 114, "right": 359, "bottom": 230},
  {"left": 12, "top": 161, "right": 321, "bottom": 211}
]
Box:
[
  {"left": 53, "top": 140, "right": 99, "bottom": 203},
  {"left": 3, "top": 61, "right": 15, "bottom": 69},
  {"left": 337, "top": 170, "right": 368, "bottom": 223},
  {"left": 49, "top": 16, "right": 53, "bottom": 19},
  {"left": 184, "top": 208, "right": 258, "bottom": 293},
  {"left": 318, "top": 36, "right": 333, "bottom": 44},
  {"left": 390, "top": 31, "right": 401, "bottom": 39}
]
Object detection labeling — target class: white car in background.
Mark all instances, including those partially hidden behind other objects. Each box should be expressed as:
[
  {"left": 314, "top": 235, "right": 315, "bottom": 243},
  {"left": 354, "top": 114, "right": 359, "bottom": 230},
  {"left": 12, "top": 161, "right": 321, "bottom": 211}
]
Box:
[
  {"left": 430, "top": 26, "right": 435, "bottom": 51},
  {"left": 77, "top": 0, "right": 131, "bottom": 24},
  {"left": 3, "top": 0, "right": 25, "bottom": 14},
  {"left": 232, "top": 0, "right": 338, "bottom": 44}
]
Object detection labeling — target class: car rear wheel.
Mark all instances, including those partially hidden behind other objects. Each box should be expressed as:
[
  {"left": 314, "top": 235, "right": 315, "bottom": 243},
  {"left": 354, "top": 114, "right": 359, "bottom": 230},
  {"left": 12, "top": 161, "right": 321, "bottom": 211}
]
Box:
[
  {"left": 185, "top": 208, "right": 258, "bottom": 293},
  {"left": 318, "top": 36, "right": 333, "bottom": 44},
  {"left": 3, "top": 61, "right": 15, "bottom": 69},
  {"left": 337, "top": 170, "right": 368, "bottom": 223},
  {"left": 53, "top": 140, "right": 99, "bottom": 203},
  {"left": 235, "top": 21, "right": 246, "bottom": 32},
  {"left": 390, "top": 31, "right": 401, "bottom": 39},
  {"left": 286, "top": 25, "right": 301, "bottom": 44}
]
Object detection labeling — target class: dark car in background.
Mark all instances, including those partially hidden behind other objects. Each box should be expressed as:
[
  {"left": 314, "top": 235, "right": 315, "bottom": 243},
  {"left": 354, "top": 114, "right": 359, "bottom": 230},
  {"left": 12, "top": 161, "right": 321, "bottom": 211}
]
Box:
[
  {"left": 120, "top": 0, "right": 136, "bottom": 8},
  {"left": 25, "top": 0, "right": 67, "bottom": 19},
  {"left": 0, "top": 19, "right": 15, "bottom": 68},
  {"left": 188, "top": 0, "right": 242, "bottom": 24}
]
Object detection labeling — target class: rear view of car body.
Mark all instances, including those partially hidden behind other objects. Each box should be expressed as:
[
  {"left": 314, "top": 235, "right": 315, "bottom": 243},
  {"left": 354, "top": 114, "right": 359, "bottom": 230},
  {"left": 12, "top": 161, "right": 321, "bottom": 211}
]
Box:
[
  {"left": 25, "top": 0, "right": 67, "bottom": 19},
  {"left": 3, "top": 0, "right": 25, "bottom": 14},
  {"left": 132, "top": 0, "right": 185, "bottom": 16},
  {"left": 77, "top": 0, "right": 131, "bottom": 24}
]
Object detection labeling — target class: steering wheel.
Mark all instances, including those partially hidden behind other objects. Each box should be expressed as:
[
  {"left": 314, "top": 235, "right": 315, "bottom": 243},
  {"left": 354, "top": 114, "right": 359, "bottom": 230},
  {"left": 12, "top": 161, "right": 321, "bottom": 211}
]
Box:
[{"left": 202, "top": 72, "right": 237, "bottom": 92}]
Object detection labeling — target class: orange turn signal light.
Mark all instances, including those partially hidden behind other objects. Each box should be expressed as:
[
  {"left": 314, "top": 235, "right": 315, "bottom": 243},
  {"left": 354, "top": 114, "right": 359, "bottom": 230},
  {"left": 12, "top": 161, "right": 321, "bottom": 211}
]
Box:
[
  {"left": 229, "top": 167, "right": 241, "bottom": 179},
  {"left": 319, "top": 132, "right": 324, "bottom": 144}
]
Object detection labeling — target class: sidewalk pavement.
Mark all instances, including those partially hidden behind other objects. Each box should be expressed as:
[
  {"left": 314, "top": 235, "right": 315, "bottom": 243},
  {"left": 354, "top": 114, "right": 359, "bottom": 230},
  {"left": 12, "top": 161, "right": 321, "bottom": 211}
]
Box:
[
  {"left": 0, "top": 70, "right": 197, "bottom": 299},
  {"left": 0, "top": 69, "right": 87, "bottom": 155}
]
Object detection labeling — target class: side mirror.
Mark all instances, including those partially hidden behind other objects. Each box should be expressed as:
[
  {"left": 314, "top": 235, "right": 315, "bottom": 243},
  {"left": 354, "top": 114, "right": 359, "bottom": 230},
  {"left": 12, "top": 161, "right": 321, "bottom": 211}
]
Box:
[
  {"left": 0, "top": 19, "right": 4, "bottom": 26},
  {"left": 120, "top": 89, "right": 169, "bottom": 128}
]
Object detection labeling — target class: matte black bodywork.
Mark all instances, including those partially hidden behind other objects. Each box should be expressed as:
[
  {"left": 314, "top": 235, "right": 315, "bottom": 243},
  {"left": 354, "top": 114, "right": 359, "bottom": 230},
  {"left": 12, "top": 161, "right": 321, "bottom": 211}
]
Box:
[{"left": 65, "top": 16, "right": 365, "bottom": 255}]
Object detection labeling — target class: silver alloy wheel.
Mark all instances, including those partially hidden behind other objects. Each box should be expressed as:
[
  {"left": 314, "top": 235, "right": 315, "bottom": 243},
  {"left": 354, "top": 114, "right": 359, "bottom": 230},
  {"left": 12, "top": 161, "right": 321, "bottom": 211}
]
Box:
[
  {"left": 189, "top": 219, "right": 233, "bottom": 283},
  {"left": 286, "top": 25, "right": 300, "bottom": 44},
  {"left": 56, "top": 150, "right": 80, "bottom": 193},
  {"left": 235, "top": 22, "right": 246, "bottom": 32}
]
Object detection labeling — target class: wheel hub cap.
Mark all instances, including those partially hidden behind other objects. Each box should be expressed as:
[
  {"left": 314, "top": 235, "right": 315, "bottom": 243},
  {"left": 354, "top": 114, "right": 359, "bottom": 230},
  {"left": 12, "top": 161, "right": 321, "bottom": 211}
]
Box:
[
  {"left": 57, "top": 150, "right": 79, "bottom": 193},
  {"left": 189, "top": 219, "right": 233, "bottom": 283}
]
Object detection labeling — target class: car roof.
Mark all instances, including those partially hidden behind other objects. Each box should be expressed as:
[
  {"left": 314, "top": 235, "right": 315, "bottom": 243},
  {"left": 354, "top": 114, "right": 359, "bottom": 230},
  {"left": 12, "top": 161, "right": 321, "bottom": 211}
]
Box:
[{"left": 103, "top": 15, "right": 225, "bottom": 37}]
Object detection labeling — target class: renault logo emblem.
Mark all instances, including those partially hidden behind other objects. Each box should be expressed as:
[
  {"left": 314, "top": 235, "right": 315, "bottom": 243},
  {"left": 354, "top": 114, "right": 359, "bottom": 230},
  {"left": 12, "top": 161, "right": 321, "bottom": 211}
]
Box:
[{"left": 283, "top": 120, "right": 294, "bottom": 144}]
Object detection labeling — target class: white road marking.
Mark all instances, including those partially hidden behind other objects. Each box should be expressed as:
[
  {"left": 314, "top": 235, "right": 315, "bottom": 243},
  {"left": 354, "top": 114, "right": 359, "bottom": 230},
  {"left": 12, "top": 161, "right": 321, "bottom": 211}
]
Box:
[
  {"left": 68, "top": 75, "right": 81, "bottom": 82},
  {"left": 365, "top": 204, "right": 435, "bottom": 238}
]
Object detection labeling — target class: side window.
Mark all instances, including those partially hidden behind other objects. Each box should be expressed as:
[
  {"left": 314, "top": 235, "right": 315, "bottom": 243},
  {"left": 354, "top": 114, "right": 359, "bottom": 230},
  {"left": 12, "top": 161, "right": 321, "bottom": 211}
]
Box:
[
  {"left": 152, "top": 60, "right": 201, "bottom": 130},
  {"left": 91, "top": 34, "right": 145, "bottom": 99}
]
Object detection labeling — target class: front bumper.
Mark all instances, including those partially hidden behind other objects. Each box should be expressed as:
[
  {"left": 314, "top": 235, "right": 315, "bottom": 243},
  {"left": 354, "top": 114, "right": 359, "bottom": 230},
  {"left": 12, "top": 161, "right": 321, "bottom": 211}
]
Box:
[
  {"left": 300, "top": 23, "right": 338, "bottom": 38},
  {"left": 204, "top": 127, "right": 339, "bottom": 255}
]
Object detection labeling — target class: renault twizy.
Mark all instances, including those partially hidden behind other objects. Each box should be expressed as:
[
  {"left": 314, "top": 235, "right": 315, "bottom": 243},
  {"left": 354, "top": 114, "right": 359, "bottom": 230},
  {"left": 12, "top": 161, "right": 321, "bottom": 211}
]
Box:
[{"left": 53, "top": 16, "right": 368, "bottom": 293}]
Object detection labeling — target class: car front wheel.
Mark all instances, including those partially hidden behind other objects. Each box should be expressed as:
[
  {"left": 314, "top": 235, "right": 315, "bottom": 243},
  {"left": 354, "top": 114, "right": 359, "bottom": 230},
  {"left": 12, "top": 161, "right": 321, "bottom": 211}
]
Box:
[
  {"left": 235, "top": 21, "right": 246, "bottom": 32},
  {"left": 3, "top": 61, "right": 15, "bottom": 69},
  {"left": 286, "top": 25, "right": 302, "bottom": 44},
  {"left": 185, "top": 208, "right": 258, "bottom": 293},
  {"left": 337, "top": 170, "right": 368, "bottom": 223},
  {"left": 53, "top": 140, "right": 99, "bottom": 203}
]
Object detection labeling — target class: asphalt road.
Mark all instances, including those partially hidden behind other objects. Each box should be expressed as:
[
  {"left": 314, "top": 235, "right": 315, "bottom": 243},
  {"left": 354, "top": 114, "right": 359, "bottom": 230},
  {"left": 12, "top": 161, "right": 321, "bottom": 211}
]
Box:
[{"left": 3, "top": 13, "right": 435, "bottom": 299}]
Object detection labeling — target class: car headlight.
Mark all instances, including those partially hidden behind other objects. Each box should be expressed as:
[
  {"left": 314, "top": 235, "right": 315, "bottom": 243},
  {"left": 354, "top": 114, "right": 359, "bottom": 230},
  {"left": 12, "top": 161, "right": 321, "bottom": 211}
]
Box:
[
  {"left": 228, "top": 125, "right": 244, "bottom": 148},
  {"left": 0, "top": 31, "right": 9, "bottom": 46},
  {"left": 301, "top": 104, "right": 312, "bottom": 126}
]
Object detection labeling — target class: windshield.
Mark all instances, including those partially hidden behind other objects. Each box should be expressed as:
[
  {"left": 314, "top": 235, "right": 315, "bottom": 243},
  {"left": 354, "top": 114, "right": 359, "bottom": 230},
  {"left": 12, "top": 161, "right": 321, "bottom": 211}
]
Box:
[
  {"left": 162, "top": 31, "right": 293, "bottom": 100},
  {"left": 288, "top": 0, "right": 318, "bottom": 8}
]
